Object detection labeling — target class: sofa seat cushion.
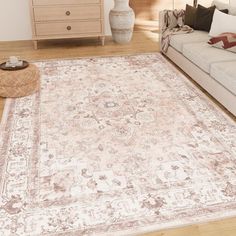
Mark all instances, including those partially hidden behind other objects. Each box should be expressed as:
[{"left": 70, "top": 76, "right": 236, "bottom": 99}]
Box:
[
  {"left": 182, "top": 42, "right": 236, "bottom": 73},
  {"left": 210, "top": 61, "right": 236, "bottom": 95},
  {"left": 170, "top": 30, "right": 209, "bottom": 53}
]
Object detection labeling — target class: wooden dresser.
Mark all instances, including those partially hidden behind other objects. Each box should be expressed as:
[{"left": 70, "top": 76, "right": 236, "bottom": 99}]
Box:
[{"left": 29, "top": 0, "right": 105, "bottom": 49}]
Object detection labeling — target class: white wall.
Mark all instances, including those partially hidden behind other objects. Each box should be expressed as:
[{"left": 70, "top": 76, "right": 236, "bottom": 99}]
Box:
[
  {"left": 231, "top": 0, "right": 236, "bottom": 7},
  {"left": 0, "top": 0, "right": 113, "bottom": 41},
  {"left": 0, "top": 0, "right": 235, "bottom": 41}
]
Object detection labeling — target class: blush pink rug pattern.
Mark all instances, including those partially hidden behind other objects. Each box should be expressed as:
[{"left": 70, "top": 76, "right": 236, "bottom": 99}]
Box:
[{"left": 0, "top": 54, "right": 236, "bottom": 236}]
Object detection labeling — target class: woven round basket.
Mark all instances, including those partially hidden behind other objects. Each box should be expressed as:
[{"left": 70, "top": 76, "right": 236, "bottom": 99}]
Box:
[{"left": 0, "top": 64, "right": 40, "bottom": 98}]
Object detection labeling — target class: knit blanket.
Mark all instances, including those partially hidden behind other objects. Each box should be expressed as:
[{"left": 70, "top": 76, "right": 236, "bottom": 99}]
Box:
[{"left": 161, "top": 9, "right": 194, "bottom": 53}]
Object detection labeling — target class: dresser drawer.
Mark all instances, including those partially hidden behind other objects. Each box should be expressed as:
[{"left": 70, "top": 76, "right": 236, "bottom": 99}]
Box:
[
  {"left": 35, "top": 21, "right": 102, "bottom": 36},
  {"left": 34, "top": 6, "right": 101, "bottom": 21},
  {"left": 32, "top": 0, "right": 100, "bottom": 6}
]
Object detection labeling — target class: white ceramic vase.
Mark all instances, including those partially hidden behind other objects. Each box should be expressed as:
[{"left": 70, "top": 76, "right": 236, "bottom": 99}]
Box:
[{"left": 109, "top": 0, "right": 135, "bottom": 44}]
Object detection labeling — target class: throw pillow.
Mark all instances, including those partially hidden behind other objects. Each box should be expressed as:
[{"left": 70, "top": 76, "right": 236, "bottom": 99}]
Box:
[
  {"left": 194, "top": 5, "right": 216, "bottom": 32},
  {"left": 209, "top": 9, "right": 236, "bottom": 37},
  {"left": 212, "top": 0, "right": 236, "bottom": 15},
  {"left": 184, "top": 4, "right": 228, "bottom": 31},
  {"left": 185, "top": 4, "right": 197, "bottom": 28},
  {"left": 208, "top": 32, "right": 236, "bottom": 53}
]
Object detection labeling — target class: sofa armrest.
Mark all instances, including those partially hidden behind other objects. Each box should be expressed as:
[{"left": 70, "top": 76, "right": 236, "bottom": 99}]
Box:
[
  {"left": 159, "top": 9, "right": 185, "bottom": 49},
  {"left": 159, "top": 9, "right": 185, "bottom": 32},
  {"left": 159, "top": 10, "right": 167, "bottom": 32}
]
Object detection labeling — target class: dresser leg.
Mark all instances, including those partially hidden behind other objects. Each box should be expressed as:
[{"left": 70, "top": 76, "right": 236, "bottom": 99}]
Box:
[
  {"left": 100, "top": 36, "right": 105, "bottom": 46},
  {"left": 33, "top": 40, "right": 38, "bottom": 50}
]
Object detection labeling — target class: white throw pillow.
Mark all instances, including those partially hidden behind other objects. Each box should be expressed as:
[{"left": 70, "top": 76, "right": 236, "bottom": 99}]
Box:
[
  {"left": 212, "top": 0, "right": 236, "bottom": 15},
  {"left": 209, "top": 9, "right": 236, "bottom": 37}
]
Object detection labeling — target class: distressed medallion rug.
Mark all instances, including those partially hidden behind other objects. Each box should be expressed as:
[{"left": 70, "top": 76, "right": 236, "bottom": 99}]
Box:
[{"left": 0, "top": 54, "right": 236, "bottom": 236}]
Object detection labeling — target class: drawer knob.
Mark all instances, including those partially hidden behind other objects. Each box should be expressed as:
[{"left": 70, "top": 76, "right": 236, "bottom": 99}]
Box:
[
  {"left": 67, "top": 26, "right": 72, "bottom": 31},
  {"left": 66, "top": 11, "right": 71, "bottom": 16}
]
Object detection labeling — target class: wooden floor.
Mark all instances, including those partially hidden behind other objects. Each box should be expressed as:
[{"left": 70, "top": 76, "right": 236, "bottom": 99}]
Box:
[{"left": 0, "top": 31, "right": 236, "bottom": 236}]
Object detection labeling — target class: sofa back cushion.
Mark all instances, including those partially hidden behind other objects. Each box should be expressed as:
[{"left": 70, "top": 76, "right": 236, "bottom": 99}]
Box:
[{"left": 212, "top": 0, "right": 236, "bottom": 15}]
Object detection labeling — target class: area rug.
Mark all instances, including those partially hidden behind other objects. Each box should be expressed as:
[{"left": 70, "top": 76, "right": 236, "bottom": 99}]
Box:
[{"left": 0, "top": 53, "right": 236, "bottom": 236}]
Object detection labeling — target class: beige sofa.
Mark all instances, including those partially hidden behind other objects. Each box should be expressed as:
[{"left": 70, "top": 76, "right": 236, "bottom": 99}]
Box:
[{"left": 159, "top": 11, "right": 236, "bottom": 116}]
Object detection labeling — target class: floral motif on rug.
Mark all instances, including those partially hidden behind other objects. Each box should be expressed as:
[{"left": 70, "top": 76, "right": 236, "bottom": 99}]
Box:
[{"left": 0, "top": 54, "right": 236, "bottom": 236}]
